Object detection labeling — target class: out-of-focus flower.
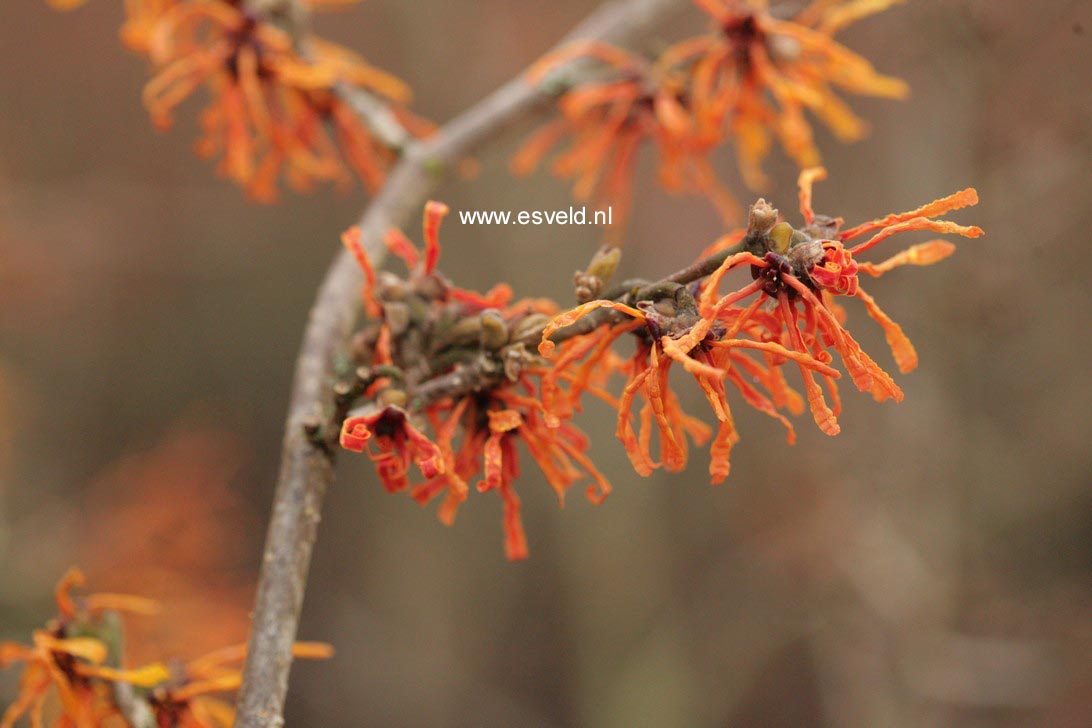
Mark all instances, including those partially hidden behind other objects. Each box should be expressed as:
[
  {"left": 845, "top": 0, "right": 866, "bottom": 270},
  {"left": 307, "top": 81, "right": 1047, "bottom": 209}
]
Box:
[
  {"left": 42, "top": 0, "right": 89, "bottom": 9},
  {"left": 139, "top": 0, "right": 422, "bottom": 201},
  {"left": 47, "top": 0, "right": 426, "bottom": 201},
  {"left": 538, "top": 169, "right": 980, "bottom": 481},
  {"left": 514, "top": 41, "right": 739, "bottom": 238},
  {"left": 339, "top": 202, "right": 612, "bottom": 560},
  {"left": 1, "top": 569, "right": 331, "bottom": 728},
  {"left": 520, "top": 1, "right": 908, "bottom": 235},
  {"left": 680, "top": 0, "right": 909, "bottom": 188},
  {"left": 76, "top": 422, "right": 256, "bottom": 665},
  {"left": 0, "top": 568, "right": 159, "bottom": 727},
  {"left": 111, "top": 640, "right": 331, "bottom": 728}
]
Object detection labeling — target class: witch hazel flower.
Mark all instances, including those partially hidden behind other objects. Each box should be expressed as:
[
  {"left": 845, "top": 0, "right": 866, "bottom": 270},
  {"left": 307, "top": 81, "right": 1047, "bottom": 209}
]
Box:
[
  {"left": 337, "top": 202, "right": 612, "bottom": 560},
  {"left": 537, "top": 168, "right": 981, "bottom": 484},
  {"left": 513, "top": 41, "right": 738, "bottom": 237}
]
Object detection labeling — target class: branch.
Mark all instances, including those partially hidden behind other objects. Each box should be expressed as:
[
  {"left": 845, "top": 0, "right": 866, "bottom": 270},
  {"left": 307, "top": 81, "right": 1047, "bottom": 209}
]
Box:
[
  {"left": 393, "top": 237, "right": 751, "bottom": 413},
  {"left": 233, "top": 2, "right": 685, "bottom": 726}
]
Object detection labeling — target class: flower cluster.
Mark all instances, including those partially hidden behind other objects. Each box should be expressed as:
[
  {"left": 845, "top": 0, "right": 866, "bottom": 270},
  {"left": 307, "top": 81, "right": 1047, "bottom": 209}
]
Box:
[
  {"left": 49, "top": 0, "right": 428, "bottom": 201},
  {"left": 536, "top": 168, "right": 982, "bottom": 483},
  {"left": 336, "top": 175, "right": 979, "bottom": 558},
  {"left": 512, "top": 41, "right": 739, "bottom": 240},
  {"left": 0, "top": 568, "right": 331, "bottom": 727},
  {"left": 517, "top": 0, "right": 908, "bottom": 230},
  {"left": 337, "top": 203, "right": 613, "bottom": 560}
]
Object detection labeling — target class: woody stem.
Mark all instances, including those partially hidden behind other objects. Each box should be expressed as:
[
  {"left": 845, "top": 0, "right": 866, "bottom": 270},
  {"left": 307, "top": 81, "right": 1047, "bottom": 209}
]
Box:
[
  {"left": 538, "top": 239, "right": 751, "bottom": 342},
  {"left": 234, "top": 1, "right": 686, "bottom": 726},
  {"left": 396, "top": 239, "right": 750, "bottom": 413}
]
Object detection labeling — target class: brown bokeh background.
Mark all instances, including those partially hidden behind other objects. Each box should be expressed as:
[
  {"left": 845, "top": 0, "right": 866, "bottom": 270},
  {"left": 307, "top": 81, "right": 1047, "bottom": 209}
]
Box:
[{"left": 1, "top": 1, "right": 1090, "bottom": 726}]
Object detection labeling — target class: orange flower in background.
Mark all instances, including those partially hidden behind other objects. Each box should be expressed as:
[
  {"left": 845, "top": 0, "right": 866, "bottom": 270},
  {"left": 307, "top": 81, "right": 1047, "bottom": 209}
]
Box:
[
  {"left": 339, "top": 202, "right": 612, "bottom": 560},
  {"left": 514, "top": 41, "right": 739, "bottom": 238},
  {"left": 520, "top": 1, "right": 908, "bottom": 238},
  {"left": 75, "top": 422, "right": 256, "bottom": 665},
  {"left": 678, "top": 0, "right": 909, "bottom": 188},
  {"left": 138, "top": 0, "right": 424, "bottom": 201},
  {"left": 118, "top": 0, "right": 181, "bottom": 53},
  {"left": 0, "top": 569, "right": 330, "bottom": 728},
  {"left": 0, "top": 568, "right": 157, "bottom": 727},
  {"left": 47, "top": 0, "right": 427, "bottom": 201},
  {"left": 538, "top": 169, "right": 980, "bottom": 482}
]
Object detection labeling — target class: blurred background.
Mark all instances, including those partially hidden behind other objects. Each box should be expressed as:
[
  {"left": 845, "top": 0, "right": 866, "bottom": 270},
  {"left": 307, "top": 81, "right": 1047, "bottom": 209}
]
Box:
[{"left": 1, "top": 1, "right": 1089, "bottom": 726}]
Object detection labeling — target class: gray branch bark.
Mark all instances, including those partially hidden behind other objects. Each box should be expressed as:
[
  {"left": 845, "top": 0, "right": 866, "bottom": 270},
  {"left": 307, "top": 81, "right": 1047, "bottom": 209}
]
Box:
[{"left": 233, "top": 2, "right": 685, "bottom": 726}]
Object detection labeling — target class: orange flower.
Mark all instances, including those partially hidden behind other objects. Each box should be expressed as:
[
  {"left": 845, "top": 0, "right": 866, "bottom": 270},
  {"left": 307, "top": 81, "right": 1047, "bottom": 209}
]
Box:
[
  {"left": 514, "top": 41, "right": 739, "bottom": 237},
  {"left": 135, "top": 0, "right": 422, "bottom": 200},
  {"left": 0, "top": 568, "right": 158, "bottom": 728},
  {"left": 135, "top": 641, "right": 331, "bottom": 728},
  {"left": 538, "top": 289, "right": 833, "bottom": 483},
  {"left": 119, "top": 0, "right": 181, "bottom": 53},
  {"left": 43, "top": 0, "right": 90, "bottom": 9},
  {"left": 671, "top": 0, "right": 908, "bottom": 189},
  {"left": 338, "top": 202, "right": 611, "bottom": 559},
  {"left": 686, "top": 167, "right": 981, "bottom": 436},
  {"left": 408, "top": 394, "right": 611, "bottom": 561},
  {"left": 341, "top": 405, "right": 446, "bottom": 492},
  {"left": 538, "top": 170, "right": 981, "bottom": 481},
  {"left": 1, "top": 569, "right": 331, "bottom": 728}
]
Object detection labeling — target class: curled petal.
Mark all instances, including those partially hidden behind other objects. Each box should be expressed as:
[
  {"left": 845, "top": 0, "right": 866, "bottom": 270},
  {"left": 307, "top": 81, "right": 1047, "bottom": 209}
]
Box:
[
  {"left": 616, "top": 365, "right": 655, "bottom": 476},
  {"left": 340, "top": 416, "right": 374, "bottom": 452},
  {"left": 403, "top": 420, "right": 445, "bottom": 478},
  {"left": 539, "top": 300, "right": 645, "bottom": 356},
  {"left": 479, "top": 434, "right": 507, "bottom": 493},
  {"left": 709, "top": 420, "right": 735, "bottom": 485},
  {"left": 809, "top": 241, "right": 860, "bottom": 296}
]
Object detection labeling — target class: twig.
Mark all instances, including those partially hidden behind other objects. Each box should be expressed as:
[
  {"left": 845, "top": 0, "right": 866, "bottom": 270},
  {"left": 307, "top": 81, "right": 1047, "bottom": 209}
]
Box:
[
  {"left": 233, "top": 2, "right": 685, "bottom": 726},
  {"left": 112, "top": 682, "right": 157, "bottom": 728},
  {"left": 392, "top": 238, "right": 750, "bottom": 413}
]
